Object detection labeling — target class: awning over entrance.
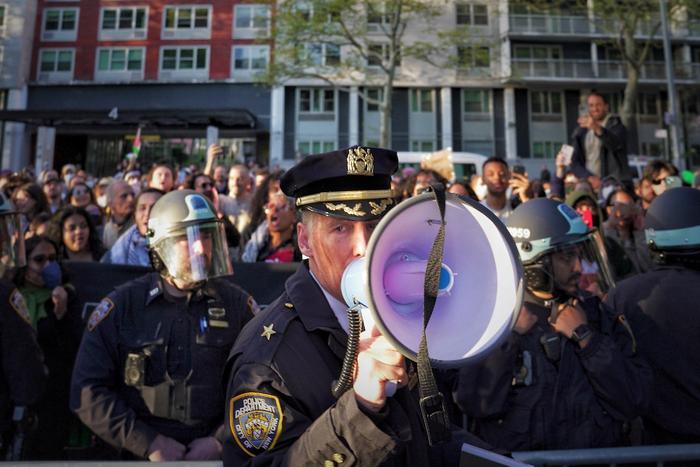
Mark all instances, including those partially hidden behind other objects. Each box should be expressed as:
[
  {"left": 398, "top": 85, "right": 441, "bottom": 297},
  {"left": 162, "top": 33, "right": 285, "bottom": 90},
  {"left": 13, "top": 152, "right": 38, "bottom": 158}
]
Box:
[{"left": 0, "top": 108, "right": 257, "bottom": 130}]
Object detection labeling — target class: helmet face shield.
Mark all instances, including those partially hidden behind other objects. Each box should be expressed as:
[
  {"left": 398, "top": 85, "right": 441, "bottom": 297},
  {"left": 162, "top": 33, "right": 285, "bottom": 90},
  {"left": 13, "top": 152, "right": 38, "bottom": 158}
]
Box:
[
  {"left": 546, "top": 230, "right": 614, "bottom": 298},
  {"left": 152, "top": 221, "right": 232, "bottom": 285},
  {"left": 0, "top": 212, "right": 25, "bottom": 276}
]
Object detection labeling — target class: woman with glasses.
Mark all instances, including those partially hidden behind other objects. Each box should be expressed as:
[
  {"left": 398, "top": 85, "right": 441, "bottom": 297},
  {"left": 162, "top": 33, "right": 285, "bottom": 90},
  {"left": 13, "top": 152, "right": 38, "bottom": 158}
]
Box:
[
  {"left": 67, "top": 182, "right": 103, "bottom": 228},
  {"left": 55, "top": 206, "right": 105, "bottom": 262},
  {"left": 13, "top": 235, "right": 84, "bottom": 459}
]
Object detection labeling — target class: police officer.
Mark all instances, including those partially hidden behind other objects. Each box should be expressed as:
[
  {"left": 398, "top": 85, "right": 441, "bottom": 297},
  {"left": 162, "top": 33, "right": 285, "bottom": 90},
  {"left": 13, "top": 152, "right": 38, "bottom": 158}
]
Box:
[
  {"left": 0, "top": 192, "right": 46, "bottom": 458},
  {"left": 455, "top": 198, "right": 652, "bottom": 451},
  {"left": 606, "top": 187, "right": 700, "bottom": 444},
  {"left": 71, "top": 190, "right": 256, "bottom": 460},
  {"left": 224, "top": 146, "right": 475, "bottom": 466}
]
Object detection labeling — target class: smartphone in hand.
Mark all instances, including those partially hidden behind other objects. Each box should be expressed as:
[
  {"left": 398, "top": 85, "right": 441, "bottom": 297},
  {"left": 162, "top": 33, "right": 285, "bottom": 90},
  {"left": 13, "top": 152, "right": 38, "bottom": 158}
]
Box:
[{"left": 560, "top": 144, "right": 574, "bottom": 166}]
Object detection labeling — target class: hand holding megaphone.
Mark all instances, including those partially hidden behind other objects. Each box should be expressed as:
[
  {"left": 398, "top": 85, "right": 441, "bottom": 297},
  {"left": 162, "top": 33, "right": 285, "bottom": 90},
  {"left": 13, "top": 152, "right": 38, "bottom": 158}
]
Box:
[{"left": 353, "top": 322, "right": 407, "bottom": 412}]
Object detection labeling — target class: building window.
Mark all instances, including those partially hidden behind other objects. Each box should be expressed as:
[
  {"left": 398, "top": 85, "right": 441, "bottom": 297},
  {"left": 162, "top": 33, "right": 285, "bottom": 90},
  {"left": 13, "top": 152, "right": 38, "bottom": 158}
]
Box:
[
  {"left": 457, "top": 46, "right": 490, "bottom": 68},
  {"left": 532, "top": 141, "right": 562, "bottom": 159},
  {"left": 367, "top": 43, "right": 400, "bottom": 68},
  {"left": 100, "top": 7, "right": 147, "bottom": 40},
  {"left": 411, "top": 140, "right": 435, "bottom": 152},
  {"left": 298, "top": 140, "right": 335, "bottom": 155},
  {"left": 514, "top": 45, "right": 562, "bottom": 60},
  {"left": 39, "top": 49, "right": 73, "bottom": 72},
  {"left": 305, "top": 43, "right": 341, "bottom": 67},
  {"left": 97, "top": 48, "right": 144, "bottom": 71},
  {"left": 298, "top": 88, "right": 335, "bottom": 113},
  {"left": 410, "top": 89, "right": 434, "bottom": 113},
  {"left": 531, "top": 91, "right": 562, "bottom": 115},
  {"left": 233, "top": 4, "right": 270, "bottom": 38},
  {"left": 365, "top": 88, "right": 384, "bottom": 112},
  {"left": 159, "top": 47, "right": 209, "bottom": 79},
  {"left": 463, "top": 89, "right": 490, "bottom": 113},
  {"left": 367, "top": 2, "right": 395, "bottom": 32},
  {"left": 162, "top": 5, "right": 211, "bottom": 39},
  {"left": 42, "top": 8, "right": 79, "bottom": 41},
  {"left": 456, "top": 3, "right": 488, "bottom": 26},
  {"left": 0, "top": 6, "right": 6, "bottom": 34},
  {"left": 232, "top": 45, "right": 269, "bottom": 74},
  {"left": 637, "top": 93, "right": 658, "bottom": 116}
]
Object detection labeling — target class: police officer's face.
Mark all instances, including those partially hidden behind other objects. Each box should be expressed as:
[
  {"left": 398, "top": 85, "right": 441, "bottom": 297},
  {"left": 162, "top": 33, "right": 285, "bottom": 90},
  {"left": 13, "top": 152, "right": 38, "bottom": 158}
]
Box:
[
  {"left": 170, "top": 230, "right": 213, "bottom": 287},
  {"left": 298, "top": 212, "right": 379, "bottom": 302},
  {"left": 551, "top": 247, "right": 582, "bottom": 295}
]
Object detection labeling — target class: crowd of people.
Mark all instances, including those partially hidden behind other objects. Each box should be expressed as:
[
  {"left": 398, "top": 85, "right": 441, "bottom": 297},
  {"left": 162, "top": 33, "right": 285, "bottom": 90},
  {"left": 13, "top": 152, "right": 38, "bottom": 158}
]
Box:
[{"left": 0, "top": 90, "right": 698, "bottom": 464}]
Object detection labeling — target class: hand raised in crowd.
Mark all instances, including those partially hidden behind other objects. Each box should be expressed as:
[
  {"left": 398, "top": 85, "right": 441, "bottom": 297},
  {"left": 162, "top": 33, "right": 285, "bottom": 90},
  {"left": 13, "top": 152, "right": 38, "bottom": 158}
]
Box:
[
  {"left": 554, "top": 151, "right": 568, "bottom": 179},
  {"left": 183, "top": 436, "right": 222, "bottom": 460},
  {"left": 353, "top": 324, "right": 408, "bottom": 412},
  {"left": 51, "top": 286, "right": 68, "bottom": 320},
  {"left": 577, "top": 113, "right": 602, "bottom": 136},
  {"left": 147, "top": 434, "right": 186, "bottom": 461},
  {"left": 510, "top": 172, "right": 531, "bottom": 203},
  {"left": 549, "top": 299, "right": 591, "bottom": 347},
  {"left": 513, "top": 305, "right": 538, "bottom": 335},
  {"left": 207, "top": 144, "right": 223, "bottom": 163}
]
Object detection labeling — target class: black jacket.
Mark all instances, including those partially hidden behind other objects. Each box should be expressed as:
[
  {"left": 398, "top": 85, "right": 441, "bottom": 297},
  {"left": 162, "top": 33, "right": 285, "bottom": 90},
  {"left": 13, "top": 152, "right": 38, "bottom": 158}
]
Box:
[
  {"left": 224, "top": 263, "right": 473, "bottom": 466},
  {"left": 606, "top": 266, "right": 700, "bottom": 443},
  {"left": 454, "top": 293, "right": 652, "bottom": 452},
  {"left": 70, "top": 272, "right": 255, "bottom": 458},
  {"left": 570, "top": 115, "right": 631, "bottom": 182}
]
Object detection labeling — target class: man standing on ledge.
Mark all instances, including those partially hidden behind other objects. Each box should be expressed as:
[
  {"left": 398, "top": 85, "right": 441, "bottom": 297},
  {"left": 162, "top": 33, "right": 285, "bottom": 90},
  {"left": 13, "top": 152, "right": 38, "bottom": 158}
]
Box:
[{"left": 224, "top": 146, "right": 471, "bottom": 466}]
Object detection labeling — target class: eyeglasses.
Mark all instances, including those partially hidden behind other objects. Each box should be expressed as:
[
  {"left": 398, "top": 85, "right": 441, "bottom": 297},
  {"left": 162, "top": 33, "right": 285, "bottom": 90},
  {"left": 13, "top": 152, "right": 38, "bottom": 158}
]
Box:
[
  {"left": 73, "top": 189, "right": 89, "bottom": 196},
  {"left": 198, "top": 182, "right": 213, "bottom": 190},
  {"left": 31, "top": 254, "right": 57, "bottom": 264},
  {"left": 264, "top": 202, "right": 292, "bottom": 213}
]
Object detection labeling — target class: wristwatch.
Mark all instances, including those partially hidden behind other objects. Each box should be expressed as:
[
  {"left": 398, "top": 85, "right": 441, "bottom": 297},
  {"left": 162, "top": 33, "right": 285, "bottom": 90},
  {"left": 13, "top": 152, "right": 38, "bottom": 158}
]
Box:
[{"left": 571, "top": 324, "right": 593, "bottom": 343}]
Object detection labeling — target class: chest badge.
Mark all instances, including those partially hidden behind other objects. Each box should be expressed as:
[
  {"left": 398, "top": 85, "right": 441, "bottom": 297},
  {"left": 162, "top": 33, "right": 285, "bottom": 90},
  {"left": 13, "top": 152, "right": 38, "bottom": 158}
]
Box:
[{"left": 230, "top": 392, "right": 283, "bottom": 457}]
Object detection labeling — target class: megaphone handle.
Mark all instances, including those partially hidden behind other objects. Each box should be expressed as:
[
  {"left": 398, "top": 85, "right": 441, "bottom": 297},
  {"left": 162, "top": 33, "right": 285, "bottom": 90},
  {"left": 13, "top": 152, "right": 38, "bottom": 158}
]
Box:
[{"left": 331, "top": 305, "right": 362, "bottom": 399}]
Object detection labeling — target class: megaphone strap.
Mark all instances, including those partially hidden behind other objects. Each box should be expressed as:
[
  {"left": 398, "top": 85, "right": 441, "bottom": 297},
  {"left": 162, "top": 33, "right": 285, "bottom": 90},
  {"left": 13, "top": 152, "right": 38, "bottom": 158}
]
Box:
[{"left": 417, "top": 184, "right": 451, "bottom": 447}]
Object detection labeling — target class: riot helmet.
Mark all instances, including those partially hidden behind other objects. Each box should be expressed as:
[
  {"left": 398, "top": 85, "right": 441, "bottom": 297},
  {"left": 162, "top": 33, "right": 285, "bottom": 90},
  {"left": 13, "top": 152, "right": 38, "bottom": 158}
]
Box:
[
  {"left": 645, "top": 187, "right": 700, "bottom": 268},
  {"left": 505, "top": 198, "right": 614, "bottom": 299},
  {"left": 146, "top": 190, "right": 232, "bottom": 289},
  {"left": 0, "top": 191, "right": 26, "bottom": 278}
]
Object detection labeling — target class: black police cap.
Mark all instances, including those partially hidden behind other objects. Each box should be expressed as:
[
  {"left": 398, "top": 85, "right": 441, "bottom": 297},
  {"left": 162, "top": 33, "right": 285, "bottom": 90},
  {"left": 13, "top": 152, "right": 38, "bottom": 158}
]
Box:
[{"left": 281, "top": 145, "right": 398, "bottom": 221}]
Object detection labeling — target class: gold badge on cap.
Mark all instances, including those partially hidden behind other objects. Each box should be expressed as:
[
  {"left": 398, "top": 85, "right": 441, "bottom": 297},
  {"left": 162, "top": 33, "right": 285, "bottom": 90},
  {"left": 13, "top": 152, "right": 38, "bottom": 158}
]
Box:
[{"left": 347, "top": 147, "right": 374, "bottom": 176}]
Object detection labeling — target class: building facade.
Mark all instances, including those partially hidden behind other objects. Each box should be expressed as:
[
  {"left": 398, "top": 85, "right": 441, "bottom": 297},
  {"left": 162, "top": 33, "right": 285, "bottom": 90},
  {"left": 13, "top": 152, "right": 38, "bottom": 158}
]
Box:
[{"left": 1, "top": 1, "right": 699, "bottom": 175}]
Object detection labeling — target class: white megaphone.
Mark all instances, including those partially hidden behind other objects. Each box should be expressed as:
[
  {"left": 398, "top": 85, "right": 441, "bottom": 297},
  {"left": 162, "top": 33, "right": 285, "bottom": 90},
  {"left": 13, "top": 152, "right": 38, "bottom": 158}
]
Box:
[{"left": 340, "top": 192, "right": 523, "bottom": 368}]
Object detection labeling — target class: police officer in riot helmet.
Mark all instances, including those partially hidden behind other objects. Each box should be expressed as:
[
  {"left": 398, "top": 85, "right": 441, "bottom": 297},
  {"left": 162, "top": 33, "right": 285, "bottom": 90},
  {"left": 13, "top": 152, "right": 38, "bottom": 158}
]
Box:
[
  {"left": 606, "top": 187, "right": 700, "bottom": 444},
  {"left": 0, "top": 192, "right": 46, "bottom": 459},
  {"left": 455, "top": 198, "right": 651, "bottom": 451},
  {"left": 71, "top": 190, "right": 256, "bottom": 461}
]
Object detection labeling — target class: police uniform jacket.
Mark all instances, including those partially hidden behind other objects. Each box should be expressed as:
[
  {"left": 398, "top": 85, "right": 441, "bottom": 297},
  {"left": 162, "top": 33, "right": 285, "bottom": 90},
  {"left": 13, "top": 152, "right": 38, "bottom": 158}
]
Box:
[
  {"left": 455, "top": 292, "right": 652, "bottom": 452},
  {"left": 70, "top": 272, "right": 255, "bottom": 458},
  {"left": 606, "top": 266, "right": 700, "bottom": 443},
  {"left": 224, "top": 263, "right": 469, "bottom": 466},
  {"left": 0, "top": 280, "right": 46, "bottom": 435}
]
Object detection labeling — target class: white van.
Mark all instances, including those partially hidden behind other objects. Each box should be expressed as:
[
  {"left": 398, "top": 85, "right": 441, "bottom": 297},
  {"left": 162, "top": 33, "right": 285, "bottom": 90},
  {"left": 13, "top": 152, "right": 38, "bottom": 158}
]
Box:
[{"left": 397, "top": 151, "right": 487, "bottom": 181}]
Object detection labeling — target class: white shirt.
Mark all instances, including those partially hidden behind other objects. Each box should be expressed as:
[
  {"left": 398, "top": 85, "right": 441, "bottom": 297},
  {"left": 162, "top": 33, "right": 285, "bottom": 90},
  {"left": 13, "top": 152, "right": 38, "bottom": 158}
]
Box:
[
  {"left": 309, "top": 269, "right": 350, "bottom": 333},
  {"left": 480, "top": 198, "right": 512, "bottom": 221}
]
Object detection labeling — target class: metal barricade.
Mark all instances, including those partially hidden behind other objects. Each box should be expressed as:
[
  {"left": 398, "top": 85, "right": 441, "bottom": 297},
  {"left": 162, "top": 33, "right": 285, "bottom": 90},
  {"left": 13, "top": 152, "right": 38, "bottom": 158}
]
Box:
[{"left": 512, "top": 444, "right": 700, "bottom": 466}]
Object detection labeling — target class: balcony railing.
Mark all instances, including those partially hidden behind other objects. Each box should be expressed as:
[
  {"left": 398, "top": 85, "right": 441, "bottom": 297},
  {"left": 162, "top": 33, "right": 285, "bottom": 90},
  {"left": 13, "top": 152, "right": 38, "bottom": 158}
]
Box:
[
  {"left": 509, "top": 14, "right": 700, "bottom": 38},
  {"left": 511, "top": 59, "right": 700, "bottom": 81}
]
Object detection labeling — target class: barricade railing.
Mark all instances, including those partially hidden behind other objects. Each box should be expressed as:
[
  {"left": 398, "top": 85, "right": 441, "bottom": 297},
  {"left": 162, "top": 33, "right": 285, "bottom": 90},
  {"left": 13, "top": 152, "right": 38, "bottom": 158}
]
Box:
[{"left": 512, "top": 443, "right": 700, "bottom": 466}]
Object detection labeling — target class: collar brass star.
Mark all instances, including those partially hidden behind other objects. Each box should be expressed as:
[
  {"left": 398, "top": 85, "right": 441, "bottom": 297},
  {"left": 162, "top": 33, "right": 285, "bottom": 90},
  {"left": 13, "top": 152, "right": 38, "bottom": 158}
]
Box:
[{"left": 261, "top": 323, "right": 276, "bottom": 341}]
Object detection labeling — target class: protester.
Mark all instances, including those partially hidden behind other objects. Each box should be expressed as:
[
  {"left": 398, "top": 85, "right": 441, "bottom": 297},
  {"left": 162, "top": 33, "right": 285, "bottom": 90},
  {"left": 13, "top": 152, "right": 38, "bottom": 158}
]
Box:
[
  {"left": 13, "top": 235, "right": 83, "bottom": 459},
  {"left": 40, "top": 170, "right": 64, "bottom": 215},
  {"left": 480, "top": 157, "right": 513, "bottom": 220},
  {"left": 146, "top": 163, "right": 175, "bottom": 193},
  {"left": 102, "top": 188, "right": 163, "bottom": 266},
  {"left": 102, "top": 180, "right": 135, "bottom": 250},
  {"left": 213, "top": 164, "right": 228, "bottom": 194},
  {"left": 455, "top": 198, "right": 651, "bottom": 452},
  {"left": 643, "top": 160, "right": 679, "bottom": 198},
  {"left": 93, "top": 177, "right": 113, "bottom": 209},
  {"left": 224, "top": 146, "right": 478, "bottom": 465},
  {"left": 241, "top": 191, "right": 299, "bottom": 263},
  {"left": 71, "top": 190, "right": 256, "bottom": 461},
  {"left": 606, "top": 187, "right": 700, "bottom": 444},
  {"left": 570, "top": 91, "right": 631, "bottom": 189},
  {"left": 56, "top": 207, "right": 105, "bottom": 262},
  {"left": 67, "top": 182, "right": 102, "bottom": 228},
  {"left": 448, "top": 181, "right": 479, "bottom": 201},
  {"left": 222, "top": 164, "right": 253, "bottom": 233},
  {"left": 411, "top": 168, "right": 447, "bottom": 197},
  {"left": 25, "top": 212, "right": 53, "bottom": 240},
  {"left": 12, "top": 183, "right": 49, "bottom": 233},
  {"left": 240, "top": 171, "right": 283, "bottom": 247}
]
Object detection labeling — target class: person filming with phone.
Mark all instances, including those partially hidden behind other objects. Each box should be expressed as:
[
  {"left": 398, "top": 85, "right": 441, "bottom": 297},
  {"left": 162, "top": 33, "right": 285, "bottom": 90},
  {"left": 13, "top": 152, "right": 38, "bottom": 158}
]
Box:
[{"left": 569, "top": 92, "right": 631, "bottom": 190}]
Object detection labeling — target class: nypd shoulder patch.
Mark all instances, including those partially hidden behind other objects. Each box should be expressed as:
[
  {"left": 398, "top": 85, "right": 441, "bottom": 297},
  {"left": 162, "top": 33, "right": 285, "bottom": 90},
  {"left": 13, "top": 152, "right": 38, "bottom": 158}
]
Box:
[
  {"left": 10, "top": 289, "right": 31, "bottom": 326},
  {"left": 87, "top": 298, "right": 115, "bottom": 332},
  {"left": 229, "top": 392, "right": 283, "bottom": 457}
]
